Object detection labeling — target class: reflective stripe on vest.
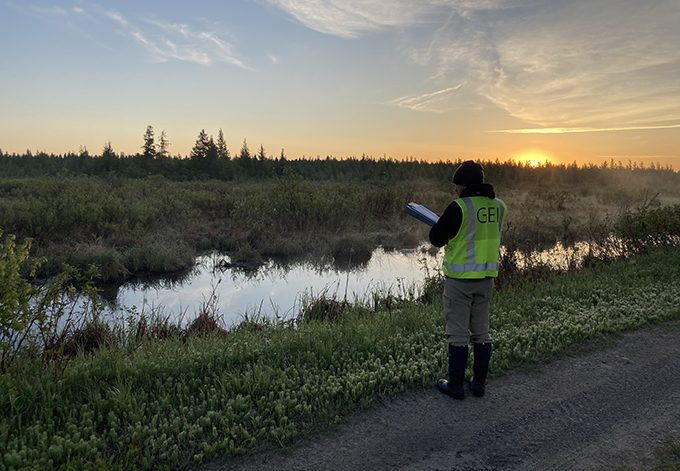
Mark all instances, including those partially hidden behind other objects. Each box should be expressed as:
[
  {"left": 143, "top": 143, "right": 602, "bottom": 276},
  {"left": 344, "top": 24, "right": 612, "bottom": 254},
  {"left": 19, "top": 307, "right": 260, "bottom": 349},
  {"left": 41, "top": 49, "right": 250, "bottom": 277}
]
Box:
[
  {"left": 443, "top": 261, "right": 500, "bottom": 272},
  {"left": 442, "top": 197, "right": 504, "bottom": 278}
]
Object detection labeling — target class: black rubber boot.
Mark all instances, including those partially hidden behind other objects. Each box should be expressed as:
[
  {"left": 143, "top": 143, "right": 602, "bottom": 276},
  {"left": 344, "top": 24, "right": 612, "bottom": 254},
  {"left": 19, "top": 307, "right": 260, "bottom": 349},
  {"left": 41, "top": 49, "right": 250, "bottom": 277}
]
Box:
[
  {"left": 470, "top": 342, "right": 492, "bottom": 397},
  {"left": 437, "top": 344, "right": 468, "bottom": 400}
]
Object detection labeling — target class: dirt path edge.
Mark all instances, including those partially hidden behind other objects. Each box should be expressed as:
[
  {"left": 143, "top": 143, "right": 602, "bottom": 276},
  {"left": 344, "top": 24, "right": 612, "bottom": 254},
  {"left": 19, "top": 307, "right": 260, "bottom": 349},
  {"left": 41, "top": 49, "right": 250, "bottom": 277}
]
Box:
[{"left": 206, "top": 320, "right": 680, "bottom": 471}]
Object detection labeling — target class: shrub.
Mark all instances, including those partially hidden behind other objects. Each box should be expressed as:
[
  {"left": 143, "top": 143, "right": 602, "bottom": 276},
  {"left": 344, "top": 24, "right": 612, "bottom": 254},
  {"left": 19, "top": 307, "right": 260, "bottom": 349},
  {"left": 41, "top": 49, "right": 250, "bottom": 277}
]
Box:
[
  {"left": 616, "top": 204, "right": 680, "bottom": 253},
  {"left": 0, "top": 230, "right": 102, "bottom": 371},
  {"left": 298, "top": 295, "right": 352, "bottom": 323},
  {"left": 0, "top": 231, "right": 43, "bottom": 370}
]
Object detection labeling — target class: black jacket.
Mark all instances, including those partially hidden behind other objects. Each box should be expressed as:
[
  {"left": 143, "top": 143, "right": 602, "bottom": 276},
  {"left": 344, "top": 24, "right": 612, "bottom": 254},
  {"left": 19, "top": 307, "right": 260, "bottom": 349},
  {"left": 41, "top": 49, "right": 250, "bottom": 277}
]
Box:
[{"left": 429, "top": 184, "right": 497, "bottom": 248}]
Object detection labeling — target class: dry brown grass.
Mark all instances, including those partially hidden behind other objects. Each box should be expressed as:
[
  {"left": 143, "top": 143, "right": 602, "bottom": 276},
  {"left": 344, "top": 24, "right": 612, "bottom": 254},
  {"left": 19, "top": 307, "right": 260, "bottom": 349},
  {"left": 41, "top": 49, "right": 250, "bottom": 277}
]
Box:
[{"left": 185, "top": 311, "right": 228, "bottom": 338}]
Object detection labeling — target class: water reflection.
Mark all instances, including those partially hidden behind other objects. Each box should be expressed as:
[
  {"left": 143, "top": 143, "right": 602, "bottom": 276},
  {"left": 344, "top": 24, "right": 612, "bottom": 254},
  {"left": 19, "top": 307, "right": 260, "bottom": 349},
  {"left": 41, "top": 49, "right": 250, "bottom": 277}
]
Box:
[
  {"left": 102, "top": 237, "right": 629, "bottom": 329},
  {"left": 509, "top": 235, "right": 627, "bottom": 270},
  {"left": 108, "top": 246, "right": 442, "bottom": 328}
]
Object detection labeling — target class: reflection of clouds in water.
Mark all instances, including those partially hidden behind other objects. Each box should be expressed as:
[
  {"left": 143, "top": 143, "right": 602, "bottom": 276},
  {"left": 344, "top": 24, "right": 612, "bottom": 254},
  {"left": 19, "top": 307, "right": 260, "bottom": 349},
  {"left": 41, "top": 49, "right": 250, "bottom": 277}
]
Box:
[
  {"left": 112, "top": 247, "right": 442, "bottom": 327},
  {"left": 98, "top": 264, "right": 198, "bottom": 306}
]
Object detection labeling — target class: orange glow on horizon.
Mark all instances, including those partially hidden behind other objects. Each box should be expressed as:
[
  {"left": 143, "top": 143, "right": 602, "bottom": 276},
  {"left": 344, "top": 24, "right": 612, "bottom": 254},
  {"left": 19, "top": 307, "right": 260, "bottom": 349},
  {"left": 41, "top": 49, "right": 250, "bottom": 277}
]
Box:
[{"left": 513, "top": 150, "right": 553, "bottom": 168}]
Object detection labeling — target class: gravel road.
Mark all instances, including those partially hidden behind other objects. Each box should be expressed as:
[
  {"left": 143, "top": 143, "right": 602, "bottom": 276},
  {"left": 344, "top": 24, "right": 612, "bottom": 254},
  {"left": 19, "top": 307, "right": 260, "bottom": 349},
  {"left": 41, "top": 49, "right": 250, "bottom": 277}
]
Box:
[{"left": 208, "top": 321, "right": 680, "bottom": 471}]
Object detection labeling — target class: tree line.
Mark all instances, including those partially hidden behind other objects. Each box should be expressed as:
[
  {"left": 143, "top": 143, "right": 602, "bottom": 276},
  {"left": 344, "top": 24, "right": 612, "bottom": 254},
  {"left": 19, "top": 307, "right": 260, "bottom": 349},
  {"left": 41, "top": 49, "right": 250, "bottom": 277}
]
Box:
[{"left": 0, "top": 125, "right": 677, "bottom": 190}]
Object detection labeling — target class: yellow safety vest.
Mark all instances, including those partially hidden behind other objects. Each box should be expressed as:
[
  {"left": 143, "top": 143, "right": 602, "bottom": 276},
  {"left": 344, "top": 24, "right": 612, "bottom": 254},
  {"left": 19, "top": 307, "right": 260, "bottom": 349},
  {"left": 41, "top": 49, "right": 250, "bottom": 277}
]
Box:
[{"left": 442, "top": 196, "right": 507, "bottom": 279}]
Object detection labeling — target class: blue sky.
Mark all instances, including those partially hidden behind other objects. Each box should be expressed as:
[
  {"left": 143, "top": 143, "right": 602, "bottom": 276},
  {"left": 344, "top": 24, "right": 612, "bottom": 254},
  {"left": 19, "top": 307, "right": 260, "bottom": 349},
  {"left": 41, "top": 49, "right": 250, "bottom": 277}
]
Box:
[{"left": 1, "top": 0, "right": 679, "bottom": 167}]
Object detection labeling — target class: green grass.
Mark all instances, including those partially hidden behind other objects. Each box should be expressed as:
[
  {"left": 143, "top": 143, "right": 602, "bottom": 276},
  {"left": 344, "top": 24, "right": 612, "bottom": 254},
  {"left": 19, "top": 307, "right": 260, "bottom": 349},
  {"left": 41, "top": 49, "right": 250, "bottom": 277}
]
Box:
[
  {"left": 618, "top": 437, "right": 680, "bottom": 470},
  {"left": 652, "top": 439, "right": 680, "bottom": 470},
  {"left": 2, "top": 247, "right": 680, "bottom": 469}
]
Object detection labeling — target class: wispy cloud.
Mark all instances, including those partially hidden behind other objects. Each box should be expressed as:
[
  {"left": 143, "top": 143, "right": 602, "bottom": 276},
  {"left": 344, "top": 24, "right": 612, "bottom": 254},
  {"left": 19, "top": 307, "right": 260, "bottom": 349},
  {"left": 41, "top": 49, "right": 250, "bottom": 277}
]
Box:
[
  {"left": 490, "top": 123, "right": 680, "bottom": 134},
  {"left": 102, "top": 10, "right": 248, "bottom": 68},
  {"left": 266, "top": 1, "right": 505, "bottom": 114},
  {"left": 266, "top": 1, "right": 514, "bottom": 38},
  {"left": 32, "top": 4, "right": 248, "bottom": 68},
  {"left": 271, "top": 0, "right": 677, "bottom": 132},
  {"left": 105, "top": 10, "right": 128, "bottom": 28},
  {"left": 390, "top": 85, "right": 463, "bottom": 112},
  {"left": 410, "top": 0, "right": 680, "bottom": 130},
  {"left": 134, "top": 17, "right": 248, "bottom": 68},
  {"left": 266, "top": 0, "right": 443, "bottom": 38}
]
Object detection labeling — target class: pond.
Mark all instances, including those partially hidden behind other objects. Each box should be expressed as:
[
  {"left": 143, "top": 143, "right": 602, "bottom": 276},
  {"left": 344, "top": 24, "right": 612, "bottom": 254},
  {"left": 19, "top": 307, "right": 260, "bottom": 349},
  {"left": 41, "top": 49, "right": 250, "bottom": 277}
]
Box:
[
  {"left": 103, "top": 246, "right": 443, "bottom": 328},
  {"left": 99, "top": 236, "right": 624, "bottom": 329}
]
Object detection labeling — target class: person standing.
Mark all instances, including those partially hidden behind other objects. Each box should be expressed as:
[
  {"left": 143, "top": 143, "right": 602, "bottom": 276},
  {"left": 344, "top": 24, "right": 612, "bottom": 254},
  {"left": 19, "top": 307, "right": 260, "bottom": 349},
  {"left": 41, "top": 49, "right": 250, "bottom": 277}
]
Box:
[{"left": 429, "top": 160, "right": 507, "bottom": 399}]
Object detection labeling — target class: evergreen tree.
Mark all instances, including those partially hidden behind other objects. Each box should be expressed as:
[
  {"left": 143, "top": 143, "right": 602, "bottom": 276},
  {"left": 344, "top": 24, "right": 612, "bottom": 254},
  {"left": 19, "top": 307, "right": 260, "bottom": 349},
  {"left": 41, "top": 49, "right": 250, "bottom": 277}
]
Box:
[
  {"left": 275, "top": 148, "right": 287, "bottom": 176},
  {"left": 158, "top": 130, "right": 170, "bottom": 158},
  {"left": 257, "top": 144, "right": 266, "bottom": 161},
  {"left": 238, "top": 139, "right": 251, "bottom": 160},
  {"left": 216, "top": 129, "right": 230, "bottom": 160},
  {"left": 206, "top": 137, "right": 219, "bottom": 162},
  {"left": 101, "top": 141, "right": 115, "bottom": 172},
  {"left": 102, "top": 141, "right": 115, "bottom": 159},
  {"left": 142, "top": 125, "right": 156, "bottom": 159},
  {"left": 190, "top": 133, "right": 219, "bottom": 175},
  {"left": 191, "top": 129, "right": 211, "bottom": 160}
]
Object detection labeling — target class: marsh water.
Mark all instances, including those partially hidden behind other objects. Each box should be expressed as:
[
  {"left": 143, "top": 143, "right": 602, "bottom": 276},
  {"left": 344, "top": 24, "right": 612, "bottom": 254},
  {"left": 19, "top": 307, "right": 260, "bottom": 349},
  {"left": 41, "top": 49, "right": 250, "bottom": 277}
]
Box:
[
  {"left": 100, "top": 238, "right": 618, "bottom": 328},
  {"left": 103, "top": 247, "right": 443, "bottom": 328}
]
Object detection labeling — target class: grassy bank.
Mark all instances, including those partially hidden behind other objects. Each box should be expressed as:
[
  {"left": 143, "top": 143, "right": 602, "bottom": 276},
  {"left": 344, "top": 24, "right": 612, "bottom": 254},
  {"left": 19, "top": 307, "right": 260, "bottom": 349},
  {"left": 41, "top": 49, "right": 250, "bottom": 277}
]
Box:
[{"left": 2, "top": 246, "right": 680, "bottom": 469}]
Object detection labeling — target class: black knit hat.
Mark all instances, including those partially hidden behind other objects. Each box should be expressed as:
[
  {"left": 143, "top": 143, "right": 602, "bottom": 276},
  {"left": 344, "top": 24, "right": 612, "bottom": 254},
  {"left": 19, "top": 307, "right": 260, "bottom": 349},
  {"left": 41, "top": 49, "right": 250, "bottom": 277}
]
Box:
[{"left": 453, "top": 160, "right": 484, "bottom": 186}]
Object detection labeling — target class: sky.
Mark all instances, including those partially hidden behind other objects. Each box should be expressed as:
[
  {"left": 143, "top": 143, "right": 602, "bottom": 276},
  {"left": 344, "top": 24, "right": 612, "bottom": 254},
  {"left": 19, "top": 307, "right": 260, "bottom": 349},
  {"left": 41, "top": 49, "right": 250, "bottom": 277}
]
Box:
[{"left": 1, "top": 0, "right": 679, "bottom": 168}]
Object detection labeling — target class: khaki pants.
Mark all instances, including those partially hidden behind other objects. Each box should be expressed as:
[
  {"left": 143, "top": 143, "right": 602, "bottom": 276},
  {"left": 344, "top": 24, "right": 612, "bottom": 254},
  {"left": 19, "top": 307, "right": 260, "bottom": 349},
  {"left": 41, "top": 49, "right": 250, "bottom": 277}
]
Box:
[{"left": 443, "top": 277, "right": 494, "bottom": 346}]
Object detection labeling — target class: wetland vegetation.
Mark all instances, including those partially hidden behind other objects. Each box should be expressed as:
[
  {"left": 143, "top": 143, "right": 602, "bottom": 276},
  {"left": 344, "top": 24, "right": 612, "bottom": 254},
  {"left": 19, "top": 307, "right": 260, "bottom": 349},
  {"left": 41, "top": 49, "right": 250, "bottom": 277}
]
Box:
[
  {"left": 1, "top": 147, "right": 680, "bottom": 469},
  {"left": 1, "top": 146, "right": 678, "bottom": 283}
]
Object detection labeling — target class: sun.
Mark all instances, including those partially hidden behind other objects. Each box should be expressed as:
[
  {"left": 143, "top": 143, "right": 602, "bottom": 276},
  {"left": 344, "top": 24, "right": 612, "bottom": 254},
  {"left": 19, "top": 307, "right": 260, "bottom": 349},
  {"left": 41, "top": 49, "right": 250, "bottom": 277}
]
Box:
[{"left": 514, "top": 151, "right": 552, "bottom": 168}]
